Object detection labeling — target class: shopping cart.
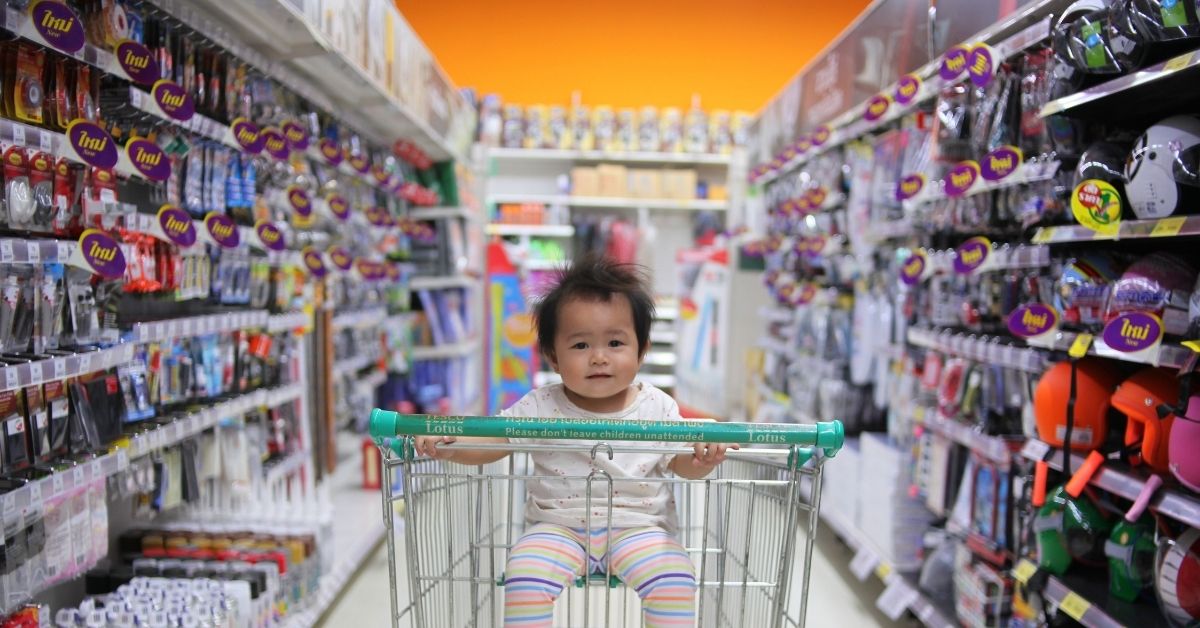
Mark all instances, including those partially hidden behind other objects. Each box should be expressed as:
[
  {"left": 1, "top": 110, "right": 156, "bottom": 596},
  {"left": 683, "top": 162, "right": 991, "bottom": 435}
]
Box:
[{"left": 368, "top": 410, "right": 844, "bottom": 628}]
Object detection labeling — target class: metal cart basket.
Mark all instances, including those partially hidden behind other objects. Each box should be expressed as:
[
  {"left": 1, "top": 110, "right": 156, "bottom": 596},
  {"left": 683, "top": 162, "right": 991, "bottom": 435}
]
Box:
[{"left": 369, "top": 410, "right": 844, "bottom": 628}]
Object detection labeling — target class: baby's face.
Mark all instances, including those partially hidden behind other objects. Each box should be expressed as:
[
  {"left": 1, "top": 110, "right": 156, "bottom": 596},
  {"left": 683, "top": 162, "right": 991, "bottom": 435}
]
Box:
[{"left": 548, "top": 295, "right": 643, "bottom": 413}]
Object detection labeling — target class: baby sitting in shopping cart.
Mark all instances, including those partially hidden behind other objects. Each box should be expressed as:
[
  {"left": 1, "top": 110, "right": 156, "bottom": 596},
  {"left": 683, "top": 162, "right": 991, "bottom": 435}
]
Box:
[{"left": 414, "top": 254, "right": 736, "bottom": 627}]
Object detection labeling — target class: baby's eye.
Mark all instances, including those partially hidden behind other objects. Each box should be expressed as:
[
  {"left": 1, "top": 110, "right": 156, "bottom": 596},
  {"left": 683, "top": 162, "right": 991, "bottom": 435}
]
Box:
[
  {"left": 608, "top": 340, "right": 624, "bottom": 348},
  {"left": 571, "top": 342, "right": 588, "bottom": 350}
]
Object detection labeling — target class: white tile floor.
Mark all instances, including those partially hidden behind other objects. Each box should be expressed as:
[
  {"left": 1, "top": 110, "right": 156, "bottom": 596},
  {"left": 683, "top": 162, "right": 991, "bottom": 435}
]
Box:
[{"left": 319, "top": 523, "right": 904, "bottom": 627}]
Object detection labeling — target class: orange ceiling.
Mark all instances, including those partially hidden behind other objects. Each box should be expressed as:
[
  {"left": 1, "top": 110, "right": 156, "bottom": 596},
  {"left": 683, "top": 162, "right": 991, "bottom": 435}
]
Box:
[{"left": 394, "top": 0, "right": 873, "bottom": 113}]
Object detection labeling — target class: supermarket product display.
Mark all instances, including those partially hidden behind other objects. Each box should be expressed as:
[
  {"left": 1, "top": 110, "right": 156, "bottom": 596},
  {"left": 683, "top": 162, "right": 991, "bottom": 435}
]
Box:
[
  {"left": 745, "top": 1, "right": 1200, "bottom": 626},
  {"left": 0, "top": 0, "right": 482, "bottom": 624}
]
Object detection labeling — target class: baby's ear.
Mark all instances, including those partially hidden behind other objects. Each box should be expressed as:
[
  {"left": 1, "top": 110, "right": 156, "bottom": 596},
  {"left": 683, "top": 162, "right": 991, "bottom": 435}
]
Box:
[{"left": 544, "top": 350, "right": 559, "bottom": 372}]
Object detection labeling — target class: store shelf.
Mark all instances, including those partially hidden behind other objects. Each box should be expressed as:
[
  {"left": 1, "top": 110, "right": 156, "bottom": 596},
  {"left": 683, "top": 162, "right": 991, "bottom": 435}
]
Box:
[
  {"left": 523, "top": 258, "right": 569, "bottom": 271},
  {"left": 264, "top": 449, "right": 308, "bottom": 486},
  {"left": 333, "top": 355, "right": 379, "bottom": 378},
  {"left": 410, "top": 275, "right": 474, "bottom": 290},
  {"left": 907, "top": 327, "right": 1048, "bottom": 374},
  {"left": 923, "top": 244, "right": 1050, "bottom": 275},
  {"left": 1040, "top": 48, "right": 1200, "bottom": 119},
  {"left": 1012, "top": 559, "right": 1171, "bottom": 628},
  {"left": 651, "top": 330, "right": 678, "bottom": 345},
  {"left": 332, "top": 307, "right": 388, "bottom": 331},
  {"left": 655, "top": 304, "right": 680, "bottom": 321},
  {"left": 129, "top": 311, "right": 272, "bottom": 343},
  {"left": 916, "top": 407, "right": 1018, "bottom": 467},
  {"left": 411, "top": 339, "right": 478, "bottom": 361},
  {"left": 903, "top": 160, "right": 1061, "bottom": 206},
  {"left": 268, "top": 311, "right": 311, "bottom": 333},
  {"left": 759, "top": 306, "right": 796, "bottom": 324},
  {"left": 488, "top": 194, "right": 728, "bottom": 211},
  {"left": 485, "top": 223, "right": 576, "bottom": 238},
  {"left": 0, "top": 344, "right": 135, "bottom": 394},
  {"left": 126, "top": 86, "right": 235, "bottom": 147},
  {"left": 284, "top": 433, "right": 387, "bottom": 627},
  {"left": 168, "top": 0, "right": 468, "bottom": 161},
  {"left": 819, "top": 505, "right": 953, "bottom": 627},
  {"left": 408, "top": 207, "right": 473, "bottom": 221},
  {"left": 487, "top": 147, "right": 732, "bottom": 166},
  {"left": 1031, "top": 215, "right": 1200, "bottom": 244},
  {"left": 1024, "top": 329, "right": 1195, "bottom": 369},
  {"left": 1020, "top": 439, "right": 1200, "bottom": 528},
  {"left": 643, "top": 351, "right": 678, "bottom": 367}
]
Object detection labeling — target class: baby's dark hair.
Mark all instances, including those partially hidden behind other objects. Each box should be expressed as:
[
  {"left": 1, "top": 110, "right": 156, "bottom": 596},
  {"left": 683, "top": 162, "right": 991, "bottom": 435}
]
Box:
[{"left": 532, "top": 254, "right": 655, "bottom": 360}]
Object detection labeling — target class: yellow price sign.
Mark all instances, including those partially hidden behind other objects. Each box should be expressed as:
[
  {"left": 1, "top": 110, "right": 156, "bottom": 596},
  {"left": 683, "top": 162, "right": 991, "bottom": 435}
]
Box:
[
  {"left": 1013, "top": 559, "right": 1037, "bottom": 585},
  {"left": 875, "top": 562, "right": 893, "bottom": 581},
  {"left": 1150, "top": 216, "right": 1186, "bottom": 238},
  {"left": 1031, "top": 227, "right": 1055, "bottom": 244},
  {"left": 1058, "top": 591, "right": 1091, "bottom": 622},
  {"left": 1183, "top": 340, "right": 1200, "bottom": 353},
  {"left": 1068, "top": 333, "right": 1094, "bottom": 359},
  {"left": 1164, "top": 51, "right": 1196, "bottom": 73}
]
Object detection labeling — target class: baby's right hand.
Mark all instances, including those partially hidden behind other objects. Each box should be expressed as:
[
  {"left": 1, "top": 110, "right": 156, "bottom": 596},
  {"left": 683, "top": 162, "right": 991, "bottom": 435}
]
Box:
[{"left": 413, "top": 435, "right": 457, "bottom": 460}]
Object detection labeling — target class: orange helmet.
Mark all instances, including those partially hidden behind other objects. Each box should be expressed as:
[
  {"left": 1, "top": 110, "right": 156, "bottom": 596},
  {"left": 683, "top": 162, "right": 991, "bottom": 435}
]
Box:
[
  {"left": 1112, "top": 367, "right": 1179, "bottom": 473},
  {"left": 1034, "top": 358, "right": 1124, "bottom": 450}
]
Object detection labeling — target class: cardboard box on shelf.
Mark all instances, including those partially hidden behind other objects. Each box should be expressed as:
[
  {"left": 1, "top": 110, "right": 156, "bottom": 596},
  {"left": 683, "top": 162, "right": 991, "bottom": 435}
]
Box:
[
  {"left": 708, "top": 184, "right": 729, "bottom": 201},
  {"left": 662, "top": 169, "right": 698, "bottom": 200},
  {"left": 596, "top": 164, "right": 629, "bottom": 198},
  {"left": 571, "top": 168, "right": 600, "bottom": 197},
  {"left": 627, "top": 169, "right": 663, "bottom": 198}
]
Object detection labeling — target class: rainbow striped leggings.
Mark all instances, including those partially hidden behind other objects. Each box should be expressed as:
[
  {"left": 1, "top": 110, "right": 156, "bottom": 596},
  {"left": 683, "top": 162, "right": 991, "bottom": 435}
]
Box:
[{"left": 503, "top": 523, "right": 697, "bottom": 627}]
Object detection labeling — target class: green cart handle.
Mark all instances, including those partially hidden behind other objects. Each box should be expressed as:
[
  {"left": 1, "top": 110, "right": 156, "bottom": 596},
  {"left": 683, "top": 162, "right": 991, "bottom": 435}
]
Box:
[{"left": 368, "top": 409, "right": 843, "bottom": 458}]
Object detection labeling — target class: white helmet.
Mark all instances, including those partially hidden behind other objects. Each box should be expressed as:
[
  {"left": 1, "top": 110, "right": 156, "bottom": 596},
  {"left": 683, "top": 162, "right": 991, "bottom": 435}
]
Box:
[{"left": 1125, "top": 114, "right": 1200, "bottom": 219}]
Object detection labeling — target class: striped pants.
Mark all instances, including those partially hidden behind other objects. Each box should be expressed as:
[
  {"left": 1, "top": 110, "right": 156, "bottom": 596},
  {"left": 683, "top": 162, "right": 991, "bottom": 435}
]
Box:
[{"left": 503, "top": 523, "right": 697, "bottom": 627}]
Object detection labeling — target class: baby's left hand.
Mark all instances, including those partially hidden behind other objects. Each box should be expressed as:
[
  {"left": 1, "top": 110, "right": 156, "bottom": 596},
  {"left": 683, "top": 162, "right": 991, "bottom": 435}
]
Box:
[{"left": 688, "top": 442, "right": 740, "bottom": 468}]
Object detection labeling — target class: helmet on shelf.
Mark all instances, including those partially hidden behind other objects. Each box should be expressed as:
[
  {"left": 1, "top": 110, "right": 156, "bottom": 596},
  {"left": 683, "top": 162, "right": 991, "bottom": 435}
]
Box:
[
  {"left": 1155, "top": 527, "right": 1200, "bottom": 626},
  {"left": 1112, "top": 366, "right": 1180, "bottom": 472},
  {"left": 1034, "top": 358, "right": 1124, "bottom": 450},
  {"left": 1106, "top": 516, "right": 1158, "bottom": 602},
  {"left": 1055, "top": 253, "right": 1128, "bottom": 329},
  {"left": 1118, "top": 0, "right": 1200, "bottom": 43},
  {"left": 1169, "top": 395, "right": 1200, "bottom": 491},
  {"left": 1036, "top": 484, "right": 1114, "bottom": 575},
  {"left": 1124, "top": 115, "right": 1200, "bottom": 219},
  {"left": 1053, "top": 0, "right": 1147, "bottom": 78},
  {"left": 1104, "top": 252, "right": 1197, "bottom": 336}
]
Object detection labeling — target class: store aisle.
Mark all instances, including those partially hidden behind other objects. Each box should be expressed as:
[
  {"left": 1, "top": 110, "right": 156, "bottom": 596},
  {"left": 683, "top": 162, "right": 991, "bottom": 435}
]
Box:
[{"left": 320, "top": 522, "right": 901, "bottom": 627}]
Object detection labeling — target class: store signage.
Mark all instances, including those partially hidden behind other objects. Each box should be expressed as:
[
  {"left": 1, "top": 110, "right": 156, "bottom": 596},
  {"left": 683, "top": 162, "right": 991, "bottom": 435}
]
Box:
[
  {"left": 807, "top": 235, "right": 828, "bottom": 257},
  {"left": 204, "top": 212, "right": 240, "bottom": 248},
  {"left": 795, "top": 197, "right": 813, "bottom": 215},
  {"left": 366, "top": 206, "right": 392, "bottom": 227},
  {"left": 115, "top": 40, "right": 159, "bottom": 86},
  {"left": 282, "top": 121, "right": 309, "bottom": 150},
  {"left": 152, "top": 80, "right": 195, "bottom": 121},
  {"left": 74, "top": 229, "right": 126, "bottom": 279},
  {"left": 940, "top": 44, "right": 971, "bottom": 80},
  {"left": 261, "top": 127, "right": 290, "bottom": 160},
  {"left": 125, "top": 138, "right": 170, "bottom": 181},
  {"left": 326, "top": 194, "right": 351, "bottom": 222},
  {"left": 355, "top": 259, "right": 383, "bottom": 281},
  {"left": 811, "top": 126, "right": 831, "bottom": 147},
  {"left": 896, "top": 174, "right": 926, "bottom": 202},
  {"left": 954, "top": 236, "right": 993, "bottom": 274},
  {"left": 968, "top": 44, "right": 996, "bottom": 87},
  {"left": 328, "top": 247, "right": 353, "bottom": 272},
  {"left": 894, "top": 74, "right": 922, "bottom": 106},
  {"left": 287, "top": 186, "right": 313, "bottom": 218},
  {"left": 318, "top": 138, "right": 343, "bottom": 166},
  {"left": 230, "top": 118, "right": 264, "bottom": 154},
  {"left": 1102, "top": 312, "right": 1164, "bottom": 354},
  {"left": 66, "top": 120, "right": 118, "bottom": 169},
  {"left": 385, "top": 263, "right": 401, "bottom": 281},
  {"left": 1071, "top": 179, "right": 1122, "bottom": 236},
  {"left": 945, "top": 161, "right": 980, "bottom": 197},
  {"left": 254, "top": 221, "right": 286, "bottom": 252},
  {"left": 806, "top": 186, "right": 828, "bottom": 209},
  {"left": 156, "top": 205, "right": 196, "bottom": 248},
  {"left": 302, "top": 248, "right": 327, "bottom": 278},
  {"left": 795, "top": 282, "right": 818, "bottom": 306},
  {"left": 348, "top": 152, "right": 370, "bottom": 174},
  {"left": 864, "top": 94, "right": 891, "bottom": 122},
  {"left": 797, "top": 135, "right": 813, "bottom": 153},
  {"left": 29, "top": 0, "right": 85, "bottom": 54},
  {"left": 1007, "top": 303, "right": 1059, "bottom": 339},
  {"left": 899, "top": 250, "right": 927, "bottom": 286},
  {"left": 981, "top": 145, "right": 1022, "bottom": 181},
  {"left": 372, "top": 164, "right": 390, "bottom": 186},
  {"left": 783, "top": 144, "right": 798, "bottom": 161}
]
